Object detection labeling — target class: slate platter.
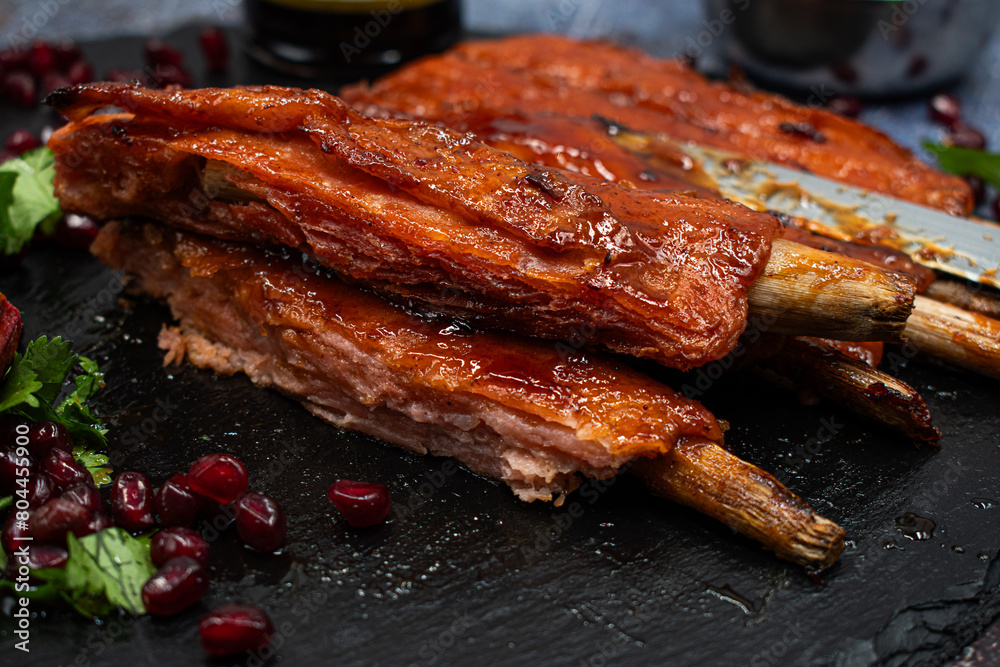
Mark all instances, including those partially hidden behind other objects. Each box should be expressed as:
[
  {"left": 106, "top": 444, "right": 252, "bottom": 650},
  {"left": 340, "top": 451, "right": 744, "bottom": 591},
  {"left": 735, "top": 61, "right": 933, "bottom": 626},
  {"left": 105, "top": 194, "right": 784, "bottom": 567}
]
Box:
[{"left": 1, "top": 25, "right": 1000, "bottom": 667}]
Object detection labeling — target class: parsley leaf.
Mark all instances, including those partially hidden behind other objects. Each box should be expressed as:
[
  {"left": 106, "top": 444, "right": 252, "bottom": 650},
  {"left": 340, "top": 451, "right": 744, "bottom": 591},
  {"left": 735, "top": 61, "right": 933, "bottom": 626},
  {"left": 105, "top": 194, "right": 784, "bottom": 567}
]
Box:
[
  {"left": 923, "top": 142, "right": 1000, "bottom": 190},
  {"left": 4, "top": 529, "right": 156, "bottom": 617},
  {"left": 0, "top": 336, "right": 107, "bottom": 447},
  {"left": 0, "top": 147, "right": 62, "bottom": 255},
  {"left": 73, "top": 444, "right": 112, "bottom": 487}
]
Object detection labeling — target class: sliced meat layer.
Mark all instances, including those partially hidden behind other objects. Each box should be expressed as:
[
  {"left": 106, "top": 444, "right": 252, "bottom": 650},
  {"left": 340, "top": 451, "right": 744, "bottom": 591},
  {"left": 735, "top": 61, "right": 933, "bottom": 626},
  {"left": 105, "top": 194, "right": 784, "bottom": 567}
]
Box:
[{"left": 93, "top": 221, "right": 723, "bottom": 502}]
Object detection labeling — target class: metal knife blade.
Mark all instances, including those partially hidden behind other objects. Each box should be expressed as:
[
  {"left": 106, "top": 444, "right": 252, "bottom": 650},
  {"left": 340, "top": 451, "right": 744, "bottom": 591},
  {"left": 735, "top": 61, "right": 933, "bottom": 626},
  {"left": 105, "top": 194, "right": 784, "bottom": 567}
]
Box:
[{"left": 682, "top": 142, "right": 1000, "bottom": 288}]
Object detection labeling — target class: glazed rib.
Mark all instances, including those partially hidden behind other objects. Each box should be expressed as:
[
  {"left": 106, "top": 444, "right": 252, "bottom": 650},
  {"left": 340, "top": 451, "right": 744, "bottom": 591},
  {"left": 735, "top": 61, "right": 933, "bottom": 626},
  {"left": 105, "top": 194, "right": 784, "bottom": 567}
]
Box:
[
  {"left": 341, "top": 34, "right": 972, "bottom": 215},
  {"left": 48, "top": 83, "right": 782, "bottom": 370},
  {"left": 92, "top": 221, "right": 844, "bottom": 568},
  {"left": 48, "top": 84, "right": 916, "bottom": 368}
]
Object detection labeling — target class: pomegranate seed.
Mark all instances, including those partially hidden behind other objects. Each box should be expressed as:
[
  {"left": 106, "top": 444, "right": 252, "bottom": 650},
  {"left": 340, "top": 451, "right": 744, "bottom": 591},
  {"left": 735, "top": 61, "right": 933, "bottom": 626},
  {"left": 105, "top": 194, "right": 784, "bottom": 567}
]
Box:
[
  {"left": 28, "top": 42, "right": 56, "bottom": 77},
  {"left": 2, "top": 511, "right": 33, "bottom": 553},
  {"left": 22, "top": 544, "right": 69, "bottom": 570},
  {"left": 0, "top": 445, "right": 32, "bottom": 494},
  {"left": 53, "top": 214, "right": 100, "bottom": 249},
  {"left": 51, "top": 41, "right": 82, "bottom": 69},
  {"left": 907, "top": 54, "right": 928, "bottom": 78},
  {"left": 200, "top": 604, "right": 274, "bottom": 657},
  {"left": 41, "top": 448, "right": 90, "bottom": 491},
  {"left": 826, "top": 96, "right": 863, "bottom": 119},
  {"left": 0, "top": 414, "right": 28, "bottom": 446},
  {"left": 964, "top": 175, "right": 986, "bottom": 206},
  {"left": 929, "top": 93, "right": 962, "bottom": 128},
  {"left": 80, "top": 512, "right": 113, "bottom": 537},
  {"left": 111, "top": 471, "right": 156, "bottom": 532},
  {"left": 1, "top": 71, "right": 36, "bottom": 107},
  {"left": 327, "top": 479, "right": 392, "bottom": 527},
  {"left": 66, "top": 60, "right": 93, "bottom": 86},
  {"left": 26, "top": 473, "right": 55, "bottom": 508},
  {"left": 0, "top": 49, "right": 29, "bottom": 71},
  {"left": 154, "top": 473, "right": 203, "bottom": 527},
  {"left": 4, "top": 129, "right": 40, "bottom": 156},
  {"left": 946, "top": 122, "right": 987, "bottom": 150},
  {"left": 104, "top": 68, "right": 143, "bottom": 84},
  {"left": 41, "top": 71, "right": 70, "bottom": 96},
  {"left": 144, "top": 39, "right": 185, "bottom": 68},
  {"left": 62, "top": 483, "right": 104, "bottom": 514},
  {"left": 832, "top": 62, "right": 857, "bottom": 83},
  {"left": 30, "top": 497, "right": 90, "bottom": 545},
  {"left": 141, "top": 556, "right": 209, "bottom": 616},
  {"left": 26, "top": 420, "right": 73, "bottom": 458},
  {"left": 188, "top": 453, "right": 248, "bottom": 504},
  {"left": 150, "top": 526, "right": 210, "bottom": 568},
  {"left": 199, "top": 27, "right": 230, "bottom": 71},
  {"left": 146, "top": 64, "right": 193, "bottom": 89},
  {"left": 234, "top": 492, "right": 286, "bottom": 552}
]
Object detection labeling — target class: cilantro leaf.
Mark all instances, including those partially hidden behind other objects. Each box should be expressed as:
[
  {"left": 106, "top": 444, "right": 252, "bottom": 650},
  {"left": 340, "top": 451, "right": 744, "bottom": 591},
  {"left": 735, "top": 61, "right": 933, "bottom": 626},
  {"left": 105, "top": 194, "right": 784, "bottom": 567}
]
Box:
[
  {"left": 22, "top": 529, "right": 156, "bottom": 618},
  {"left": 0, "top": 336, "right": 108, "bottom": 447},
  {"left": 73, "top": 444, "right": 112, "bottom": 487},
  {"left": 0, "top": 147, "right": 62, "bottom": 255},
  {"left": 923, "top": 142, "right": 1000, "bottom": 190}
]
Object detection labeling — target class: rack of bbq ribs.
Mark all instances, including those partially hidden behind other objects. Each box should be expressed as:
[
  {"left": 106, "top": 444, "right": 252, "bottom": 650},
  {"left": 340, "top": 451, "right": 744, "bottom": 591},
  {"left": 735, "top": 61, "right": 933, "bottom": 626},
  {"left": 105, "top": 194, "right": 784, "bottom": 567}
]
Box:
[{"left": 42, "top": 34, "right": 1000, "bottom": 572}]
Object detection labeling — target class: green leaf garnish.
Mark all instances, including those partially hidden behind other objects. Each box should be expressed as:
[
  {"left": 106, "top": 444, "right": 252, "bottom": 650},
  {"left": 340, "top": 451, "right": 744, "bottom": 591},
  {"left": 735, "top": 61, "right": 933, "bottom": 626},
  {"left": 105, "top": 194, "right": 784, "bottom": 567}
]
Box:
[
  {"left": 0, "top": 147, "right": 62, "bottom": 255},
  {"left": 0, "top": 336, "right": 107, "bottom": 447},
  {"left": 3, "top": 528, "right": 156, "bottom": 617},
  {"left": 73, "top": 444, "right": 112, "bottom": 487},
  {"left": 923, "top": 142, "right": 1000, "bottom": 190},
  {"left": 0, "top": 495, "right": 11, "bottom": 512}
]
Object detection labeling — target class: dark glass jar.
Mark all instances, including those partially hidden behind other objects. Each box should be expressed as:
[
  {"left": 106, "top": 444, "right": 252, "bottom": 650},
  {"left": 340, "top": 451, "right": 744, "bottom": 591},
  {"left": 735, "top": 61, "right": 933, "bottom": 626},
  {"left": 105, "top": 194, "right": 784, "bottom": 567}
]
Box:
[{"left": 246, "top": 0, "right": 462, "bottom": 79}]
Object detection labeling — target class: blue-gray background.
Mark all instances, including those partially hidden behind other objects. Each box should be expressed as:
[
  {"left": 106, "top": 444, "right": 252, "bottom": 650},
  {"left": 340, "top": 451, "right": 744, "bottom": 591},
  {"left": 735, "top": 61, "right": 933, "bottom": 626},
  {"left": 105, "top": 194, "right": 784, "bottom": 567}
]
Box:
[{"left": 1, "top": 0, "right": 999, "bottom": 160}]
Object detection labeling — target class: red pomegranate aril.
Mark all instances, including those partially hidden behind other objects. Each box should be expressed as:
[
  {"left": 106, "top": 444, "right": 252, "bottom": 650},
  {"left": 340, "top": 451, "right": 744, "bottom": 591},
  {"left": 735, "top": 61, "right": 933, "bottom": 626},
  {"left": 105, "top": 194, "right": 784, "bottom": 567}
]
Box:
[
  {"left": 80, "top": 512, "right": 113, "bottom": 537},
  {"left": 0, "top": 48, "right": 29, "bottom": 71},
  {"left": 200, "top": 603, "right": 275, "bottom": 657},
  {"left": 154, "top": 473, "right": 203, "bottom": 527},
  {"left": 41, "top": 448, "right": 90, "bottom": 491},
  {"left": 827, "top": 96, "right": 863, "bottom": 118},
  {"left": 146, "top": 64, "right": 193, "bottom": 89},
  {"left": 2, "top": 511, "right": 33, "bottom": 553},
  {"left": 946, "top": 122, "right": 987, "bottom": 150},
  {"left": 104, "top": 68, "right": 143, "bottom": 84},
  {"left": 142, "top": 556, "right": 209, "bottom": 616},
  {"left": 2, "top": 71, "right": 36, "bottom": 107},
  {"left": 51, "top": 41, "right": 82, "bottom": 69},
  {"left": 26, "top": 420, "right": 73, "bottom": 458},
  {"left": 199, "top": 27, "right": 230, "bottom": 71},
  {"left": 150, "top": 526, "right": 210, "bottom": 568},
  {"left": 30, "top": 497, "right": 90, "bottom": 545},
  {"left": 0, "top": 414, "right": 27, "bottom": 446},
  {"left": 929, "top": 93, "right": 962, "bottom": 128},
  {"left": 111, "top": 471, "right": 156, "bottom": 532},
  {"left": 27, "top": 473, "right": 55, "bottom": 508},
  {"left": 28, "top": 42, "right": 56, "bottom": 77},
  {"left": 53, "top": 214, "right": 100, "bottom": 249},
  {"left": 188, "top": 453, "right": 248, "bottom": 504},
  {"left": 41, "top": 71, "right": 70, "bottom": 96},
  {"left": 4, "top": 129, "right": 40, "bottom": 156},
  {"left": 66, "top": 60, "right": 94, "bottom": 86},
  {"left": 0, "top": 445, "right": 31, "bottom": 494},
  {"left": 234, "top": 492, "right": 286, "bottom": 552},
  {"left": 327, "top": 479, "right": 392, "bottom": 527},
  {"left": 23, "top": 544, "right": 69, "bottom": 570},
  {"left": 62, "top": 483, "right": 104, "bottom": 514},
  {"left": 144, "top": 39, "right": 185, "bottom": 68}
]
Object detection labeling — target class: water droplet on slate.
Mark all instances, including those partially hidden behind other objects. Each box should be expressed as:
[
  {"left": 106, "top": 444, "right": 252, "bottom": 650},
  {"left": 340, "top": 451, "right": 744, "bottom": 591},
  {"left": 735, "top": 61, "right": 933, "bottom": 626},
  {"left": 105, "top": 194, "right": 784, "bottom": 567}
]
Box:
[{"left": 895, "top": 512, "right": 935, "bottom": 541}]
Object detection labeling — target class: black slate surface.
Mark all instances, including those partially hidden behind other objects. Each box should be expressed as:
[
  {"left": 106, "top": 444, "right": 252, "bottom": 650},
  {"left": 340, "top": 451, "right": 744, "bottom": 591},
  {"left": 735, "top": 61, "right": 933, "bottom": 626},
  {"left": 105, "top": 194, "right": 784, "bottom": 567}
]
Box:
[{"left": 2, "top": 26, "right": 1000, "bottom": 667}]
